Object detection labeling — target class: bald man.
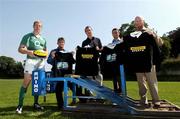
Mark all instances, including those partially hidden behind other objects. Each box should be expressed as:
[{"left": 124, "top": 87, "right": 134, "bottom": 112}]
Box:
[{"left": 123, "top": 16, "right": 161, "bottom": 108}]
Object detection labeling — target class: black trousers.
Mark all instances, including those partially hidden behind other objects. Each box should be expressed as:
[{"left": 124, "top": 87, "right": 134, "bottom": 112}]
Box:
[
  {"left": 111, "top": 63, "right": 121, "bottom": 93},
  {"left": 75, "top": 76, "right": 96, "bottom": 102},
  {"left": 55, "top": 81, "right": 73, "bottom": 108}
]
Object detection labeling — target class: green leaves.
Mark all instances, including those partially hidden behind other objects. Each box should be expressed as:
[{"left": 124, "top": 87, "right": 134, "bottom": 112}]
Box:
[{"left": 0, "top": 56, "right": 23, "bottom": 78}]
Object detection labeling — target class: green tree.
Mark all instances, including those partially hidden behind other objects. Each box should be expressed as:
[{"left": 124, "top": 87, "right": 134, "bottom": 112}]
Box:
[
  {"left": 167, "top": 27, "right": 180, "bottom": 58},
  {"left": 119, "top": 21, "right": 171, "bottom": 61},
  {"left": 0, "top": 56, "right": 23, "bottom": 78},
  {"left": 119, "top": 21, "right": 148, "bottom": 36},
  {"left": 160, "top": 36, "right": 171, "bottom": 60}
]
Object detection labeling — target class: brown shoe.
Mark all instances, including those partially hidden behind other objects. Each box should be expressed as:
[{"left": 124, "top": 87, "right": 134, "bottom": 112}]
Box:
[{"left": 153, "top": 102, "right": 161, "bottom": 108}]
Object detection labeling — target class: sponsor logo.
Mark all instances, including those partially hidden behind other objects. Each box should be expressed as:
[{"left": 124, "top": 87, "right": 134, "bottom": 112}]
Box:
[
  {"left": 34, "top": 40, "right": 40, "bottom": 47},
  {"left": 130, "top": 46, "right": 146, "bottom": 52},
  {"left": 81, "top": 54, "right": 94, "bottom": 59},
  {"left": 33, "top": 72, "right": 39, "bottom": 93}
]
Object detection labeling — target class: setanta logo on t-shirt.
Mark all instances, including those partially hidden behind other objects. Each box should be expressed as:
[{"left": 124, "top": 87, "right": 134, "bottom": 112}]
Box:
[
  {"left": 130, "top": 46, "right": 146, "bottom": 52},
  {"left": 81, "top": 54, "right": 94, "bottom": 59}
]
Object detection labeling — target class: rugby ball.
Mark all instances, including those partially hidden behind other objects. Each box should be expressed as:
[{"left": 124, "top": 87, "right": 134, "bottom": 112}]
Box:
[{"left": 33, "top": 50, "right": 48, "bottom": 58}]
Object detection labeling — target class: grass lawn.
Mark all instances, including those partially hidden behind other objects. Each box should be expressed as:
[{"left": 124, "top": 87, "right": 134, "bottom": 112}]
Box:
[{"left": 0, "top": 79, "right": 180, "bottom": 119}]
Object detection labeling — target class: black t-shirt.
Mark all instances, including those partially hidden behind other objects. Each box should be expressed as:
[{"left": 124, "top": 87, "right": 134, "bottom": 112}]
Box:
[
  {"left": 52, "top": 52, "right": 75, "bottom": 77},
  {"left": 123, "top": 32, "right": 160, "bottom": 72},
  {"left": 75, "top": 47, "right": 99, "bottom": 76},
  {"left": 99, "top": 43, "right": 124, "bottom": 76}
]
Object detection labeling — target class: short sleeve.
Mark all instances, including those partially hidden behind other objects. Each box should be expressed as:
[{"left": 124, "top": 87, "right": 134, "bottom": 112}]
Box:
[{"left": 20, "top": 34, "right": 29, "bottom": 46}]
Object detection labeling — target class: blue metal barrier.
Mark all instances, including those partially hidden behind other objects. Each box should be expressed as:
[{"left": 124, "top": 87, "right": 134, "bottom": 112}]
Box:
[
  {"left": 31, "top": 65, "right": 128, "bottom": 106},
  {"left": 120, "top": 65, "right": 127, "bottom": 97},
  {"left": 31, "top": 65, "right": 180, "bottom": 117},
  {"left": 32, "top": 65, "right": 129, "bottom": 111}
]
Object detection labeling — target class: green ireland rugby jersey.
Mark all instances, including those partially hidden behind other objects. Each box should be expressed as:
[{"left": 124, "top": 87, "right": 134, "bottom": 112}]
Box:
[{"left": 20, "top": 33, "right": 47, "bottom": 59}]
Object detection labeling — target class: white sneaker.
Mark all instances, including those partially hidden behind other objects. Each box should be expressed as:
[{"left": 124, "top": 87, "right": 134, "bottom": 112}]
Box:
[{"left": 16, "top": 105, "right": 22, "bottom": 114}]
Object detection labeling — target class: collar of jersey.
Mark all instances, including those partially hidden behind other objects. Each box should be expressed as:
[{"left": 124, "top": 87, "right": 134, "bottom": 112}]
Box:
[
  {"left": 107, "top": 39, "right": 123, "bottom": 49},
  {"left": 130, "top": 31, "right": 142, "bottom": 38}
]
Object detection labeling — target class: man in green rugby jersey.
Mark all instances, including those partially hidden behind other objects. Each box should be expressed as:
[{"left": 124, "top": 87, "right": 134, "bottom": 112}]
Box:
[{"left": 16, "top": 20, "right": 48, "bottom": 114}]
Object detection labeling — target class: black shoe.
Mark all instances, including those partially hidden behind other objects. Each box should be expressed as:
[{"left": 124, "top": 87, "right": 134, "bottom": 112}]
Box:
[
  {"left": 114, "top": 90, "right": 122, "bottom": 95},
  {"left": 87, "top": 98, "right": 105, "bottom": 103},
  {"left": 95, "top": 99, "right": 105, "bottom": 103},
  {"left": 153, "top": 103, "right": 161, "bottom": 108},
  {"left": 34, "top": 103, "right": 44, "bottom": 110},
  {"left": 140, "top": 103, "right": 151, "bottom": 108},
  {"left": 58, "top": 105, "right": 63, "bottom": 110},
  {"left": 57, "top": 103, "right": 63, "bottom": 110},
  {"left": 79, "top": 98, "right": 87, "bottom": 103},
  {"left": 78, "top": 94, "right": 87, "bottom": 103}
]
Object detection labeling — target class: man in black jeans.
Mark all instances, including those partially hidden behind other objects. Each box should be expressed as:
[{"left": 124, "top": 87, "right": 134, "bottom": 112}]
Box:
[
  {"left": 82, "top": 26, "right": 103, "bottom": 85},
  {"left": 47, "top": 37, "right": 75, "bottom": 109},
  {"left": 76, "top": 26, "right": 103, "bottom": 101},
  {"left": 100, "top": 28, "right": 124, "bottom": 94}
]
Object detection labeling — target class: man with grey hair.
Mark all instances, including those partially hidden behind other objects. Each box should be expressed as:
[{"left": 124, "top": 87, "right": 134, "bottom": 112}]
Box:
[
  {"left": 134, "top": 16, "right": 164, "bottom": 46},
  {"left": 123, "top": 16, "right": 161, "bottom": 108}
]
